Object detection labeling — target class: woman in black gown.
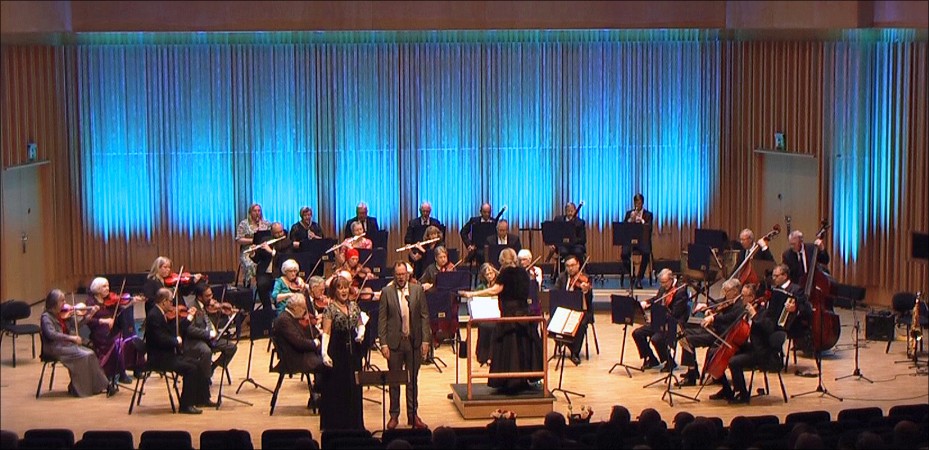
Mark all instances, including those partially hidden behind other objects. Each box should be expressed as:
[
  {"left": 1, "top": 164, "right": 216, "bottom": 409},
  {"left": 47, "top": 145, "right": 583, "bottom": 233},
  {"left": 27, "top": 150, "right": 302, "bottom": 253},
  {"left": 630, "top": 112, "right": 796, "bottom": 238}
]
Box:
[
  {"left": 460, "top": 248, "right": 543, "bottom": 393},
  {"left": 320, "top": 276, "right": 365, "bottom": 430}
]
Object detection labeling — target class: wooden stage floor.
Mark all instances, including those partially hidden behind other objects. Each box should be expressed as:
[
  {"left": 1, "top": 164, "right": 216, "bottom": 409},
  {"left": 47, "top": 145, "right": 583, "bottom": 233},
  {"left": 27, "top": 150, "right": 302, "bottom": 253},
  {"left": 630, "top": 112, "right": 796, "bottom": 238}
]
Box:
[{"left": 2, "top": 306, "right": 926, "bottom": 448}]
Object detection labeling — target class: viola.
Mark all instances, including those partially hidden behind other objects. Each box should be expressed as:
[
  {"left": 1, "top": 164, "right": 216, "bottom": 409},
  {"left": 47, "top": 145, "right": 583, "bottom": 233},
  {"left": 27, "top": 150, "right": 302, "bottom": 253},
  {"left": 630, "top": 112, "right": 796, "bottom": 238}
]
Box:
[
  {"left": 206, "top": 301, "right": 238, "bottom": 316},
  {"left": 164, "top": 272, "right": 206, "bottom": 287}
]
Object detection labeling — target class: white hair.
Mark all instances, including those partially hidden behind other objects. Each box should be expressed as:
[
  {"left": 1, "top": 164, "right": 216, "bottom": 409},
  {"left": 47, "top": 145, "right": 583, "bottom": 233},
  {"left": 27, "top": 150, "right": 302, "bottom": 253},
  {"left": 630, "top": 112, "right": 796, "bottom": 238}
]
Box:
[
  {"left": 518, "top": 249, "right": 533, "bottom": 260},
  {"left": 89, "top": 277, "right": 109, "bottom": 295},
  {"left": 789, "top": 230, "right": 804, "bottom": 242},
  {"left": 281, "top": 259, "right": 299, "bottom": 273},
  {"left": 722, "top": 278, "right": 742, "bottom": 293},
  {"left": 739, "top": 229, "right": 754, "bottom": 240}
]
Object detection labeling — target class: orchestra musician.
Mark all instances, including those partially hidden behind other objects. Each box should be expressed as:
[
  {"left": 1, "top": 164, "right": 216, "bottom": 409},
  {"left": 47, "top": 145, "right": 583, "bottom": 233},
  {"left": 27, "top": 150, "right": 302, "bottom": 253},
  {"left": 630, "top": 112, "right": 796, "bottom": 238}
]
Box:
[
  {"left": 271, "top": 295, "right": 323, "bottom": 411},
  {"left": 710, "top": 284, "right": 782, "bottom": 404},
  {"left": 782, "top": 230, "right": 829, "bottom": 285},
  {"left": 632, "top": 269, "right": 690, "bottom": 371},
  {"left": 737, "top": 228, "right": 776, "bottom": 295},
  {"left": 86, "top": 277, "right": 141, "bottom": 386},
  {"left": 405, "top": 201, "right": 444, "bottom": 250},
  {"left": 681, "top": 279, "right": 746, "bottom": 388},
  {"left": 143, "top": 256, "right": 204, "bottom": 316},
  {"left": 485, "top": 219, "right": 521, "bottom": 251},
  {"left": 252, "top": 222, "right": 295, "bottom": 311},
  {"left": 272, "top": 259, "right": 310, "bottom": 315},
  {"left": 554, "top": 256, "right": 592, "bottom": 366},
  {"left": 420, "top": 246, "right": 456, "bottom": 292},
  {"left": 306, "top": 276, "right": 331, "bottom": 316},
  {"left": 40, "top": 289, "right": 111, "bottom": 397},
  {"left": 235, "top": 203, "right": 271, "bottom": 287},
  {"left": 343, "top": 202, "right": 379, "bottom": 239},
  {"left": 185, "top": 285, "right": 238, "bottom": 383},
  {"left": 409, "top": 225, "right": 444, "bottom": 279},
  {"left": 768, "top": 263, "right": 812, "bottom": 350},
  {"left": 621, "top": 193, "right": 653, "bottom": 290},
  {"left": 459, "top": 203, "right": 497, "bottom": 265},
  {"left": 289, "top": 206, "right": 325, "bottom": 251},
  {"left": 340, "top": 248, "right": 376, "bottom": 289},
  {"left": 549, "top": 202, "right": 586, "bottom": 264},
  {"left": 144, "top": 288, "right": 214, "bottom": 414},
  {"left": 518, "top": 249, "right": 543, "bottom": 288},
  {"left": 335, "top": 221, "right": 374, "bottom": 266}
]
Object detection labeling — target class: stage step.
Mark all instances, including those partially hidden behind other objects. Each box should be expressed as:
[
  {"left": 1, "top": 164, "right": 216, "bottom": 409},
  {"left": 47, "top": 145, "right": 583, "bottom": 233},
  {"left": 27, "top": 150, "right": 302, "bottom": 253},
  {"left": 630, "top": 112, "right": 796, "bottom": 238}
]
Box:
[{"left": 450, "top": 383, "right": 555, "bottom": 419}]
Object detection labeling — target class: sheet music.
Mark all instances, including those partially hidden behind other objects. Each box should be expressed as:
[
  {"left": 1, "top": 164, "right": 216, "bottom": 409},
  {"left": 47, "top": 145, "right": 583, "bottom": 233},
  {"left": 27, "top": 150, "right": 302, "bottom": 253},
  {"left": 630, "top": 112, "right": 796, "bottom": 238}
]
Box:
[
  {"left": 468, "top": 296, "right": 500, "bottom": 320},
  {"left": 562, "top": 310, "right": 584, "bottom": 336},
  {"left": 548, "top": 307, "right": 571, "bottom": 333}
]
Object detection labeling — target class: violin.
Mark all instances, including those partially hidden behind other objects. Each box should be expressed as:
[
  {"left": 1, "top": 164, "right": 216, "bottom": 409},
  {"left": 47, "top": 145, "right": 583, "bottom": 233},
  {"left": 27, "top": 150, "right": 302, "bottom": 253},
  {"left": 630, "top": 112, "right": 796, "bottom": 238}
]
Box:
[
  {"left": 164, "top": 304, "right": 190, "bottom": 321},
  {"left": 206, "top": 301, "right": 238, "bottom": 316},
  {"left": 59, "top": 303, "right": 97, "bottom": 320},
  {"left": 164, "top": 272, "right": 206, "bottom": 287}
]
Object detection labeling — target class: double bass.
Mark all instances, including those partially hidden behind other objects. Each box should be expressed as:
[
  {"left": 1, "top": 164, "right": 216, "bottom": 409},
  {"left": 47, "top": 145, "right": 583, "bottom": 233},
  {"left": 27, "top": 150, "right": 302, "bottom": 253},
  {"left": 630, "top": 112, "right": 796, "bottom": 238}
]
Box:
[
  {"left": 801, "top": 220, "right": 840, "bottom": 352},
  {"left": 728, "top": 225, "right": 780, "bottom": 286}
]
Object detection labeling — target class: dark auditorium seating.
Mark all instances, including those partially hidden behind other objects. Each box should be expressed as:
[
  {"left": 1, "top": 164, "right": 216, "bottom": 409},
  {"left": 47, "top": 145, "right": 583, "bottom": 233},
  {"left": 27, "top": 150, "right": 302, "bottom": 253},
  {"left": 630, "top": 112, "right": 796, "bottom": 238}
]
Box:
[
  {"left": 889, "top": 403, "right": 929, "bottom": 422},
  {"left": 321, "top": 429, "right": 371, "bottom": 449},
  {"left": 77, "top": 430, "right": 134, "bottom": 449},
  {"left": 262, "top": 429, "right": 313, "bottom": 450},
  {"left": 21, "top": 429, "right": 74, "bottom": 449},
  {"left": 786, "top": 410, "right": 832, "bottom": 426},
  {"left": 200, "top": 429, "right": 253, "bottom": 449},
  {"left": 838, "top": 406, "right": 884, "bottom": 424},
  {"left": 139, "top": 430, "right": 193, "bottom": 449}
]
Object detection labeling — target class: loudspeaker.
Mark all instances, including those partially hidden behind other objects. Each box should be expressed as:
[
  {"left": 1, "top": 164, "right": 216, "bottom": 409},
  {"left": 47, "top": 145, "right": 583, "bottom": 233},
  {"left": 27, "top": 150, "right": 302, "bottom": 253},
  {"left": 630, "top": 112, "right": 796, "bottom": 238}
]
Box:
[{"left": 866, "top": 312, "right": 895, "bottom": 341}]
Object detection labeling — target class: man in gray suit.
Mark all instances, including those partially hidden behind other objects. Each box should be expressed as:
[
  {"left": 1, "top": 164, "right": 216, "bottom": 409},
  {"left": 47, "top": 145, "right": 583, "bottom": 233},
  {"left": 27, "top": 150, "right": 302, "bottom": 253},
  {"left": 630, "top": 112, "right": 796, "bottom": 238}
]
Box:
[{"left": 378, "top": 261, "right": 432, "bottom": 430}]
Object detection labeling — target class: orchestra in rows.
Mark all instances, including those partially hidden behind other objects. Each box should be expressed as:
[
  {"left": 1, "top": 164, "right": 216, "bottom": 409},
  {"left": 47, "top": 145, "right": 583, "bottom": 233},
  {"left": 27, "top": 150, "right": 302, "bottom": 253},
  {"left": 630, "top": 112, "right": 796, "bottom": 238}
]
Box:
[{"left": 38, "top": 193, "right": 846, "bottom": 425}]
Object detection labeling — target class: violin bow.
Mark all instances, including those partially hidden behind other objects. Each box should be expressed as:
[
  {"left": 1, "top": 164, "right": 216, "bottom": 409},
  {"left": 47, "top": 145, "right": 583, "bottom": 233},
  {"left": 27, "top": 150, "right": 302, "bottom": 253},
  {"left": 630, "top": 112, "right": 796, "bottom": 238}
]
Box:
[{"left": 173, "top": 265, "right": 184, "bottom": 339}]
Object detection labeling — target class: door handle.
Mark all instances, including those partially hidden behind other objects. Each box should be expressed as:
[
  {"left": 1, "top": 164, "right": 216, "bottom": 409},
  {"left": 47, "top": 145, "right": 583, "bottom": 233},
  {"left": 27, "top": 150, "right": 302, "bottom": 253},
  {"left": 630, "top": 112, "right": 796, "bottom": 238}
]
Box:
[{"left": 21, "top": 233, "right": 27, "bottom": 254}]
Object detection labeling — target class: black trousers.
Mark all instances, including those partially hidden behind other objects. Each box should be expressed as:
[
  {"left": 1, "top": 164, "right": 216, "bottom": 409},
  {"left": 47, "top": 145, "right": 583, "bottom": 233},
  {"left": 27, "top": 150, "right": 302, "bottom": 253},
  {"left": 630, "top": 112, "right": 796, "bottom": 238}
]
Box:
[
  {"left": 632, "top": 323, "right": 673, "bottom": 363},
  {"left": 153, "top": 356, "right": 210, "bottom": 408},
  {"left": 621, "top": 248, "right": 651, "bottom": 281},
  {"left": 255, "top": 273, "right": 274, "bottom": 311}
]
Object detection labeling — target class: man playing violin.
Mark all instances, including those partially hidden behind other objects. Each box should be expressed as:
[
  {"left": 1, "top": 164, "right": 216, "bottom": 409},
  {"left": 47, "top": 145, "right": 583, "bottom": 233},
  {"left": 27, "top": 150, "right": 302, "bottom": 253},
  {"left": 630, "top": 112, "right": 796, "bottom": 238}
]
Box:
[
  {"left": 187, "top": 285, "right": 238, "bottom": 381},
  {"left": 682, "top": 279, "right": 746, "bottom": 390},
  {"left": 289, "top": 206, "right": 325, "bottom": 251},
  {"left": 271, "top": 296, "right": 323, "bottom": 410},
  {"left": 420, "top": 246, "right": 456, "bottom": 292},
  {"left": 632, "top": 269, "right": 690, "bottom": 371},
  {"left": 554, "top": 256, "right": 592, "bottom": 365},
  {"left": 144, "top": 288, "right": 213, "bottom": 414}
]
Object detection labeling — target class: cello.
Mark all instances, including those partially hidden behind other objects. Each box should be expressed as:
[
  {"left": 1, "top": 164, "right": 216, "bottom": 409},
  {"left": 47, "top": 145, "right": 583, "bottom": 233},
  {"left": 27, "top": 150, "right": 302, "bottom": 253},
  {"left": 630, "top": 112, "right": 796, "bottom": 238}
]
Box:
[{"left": 801, "top": 220, "right": 840, "bottom": 352}]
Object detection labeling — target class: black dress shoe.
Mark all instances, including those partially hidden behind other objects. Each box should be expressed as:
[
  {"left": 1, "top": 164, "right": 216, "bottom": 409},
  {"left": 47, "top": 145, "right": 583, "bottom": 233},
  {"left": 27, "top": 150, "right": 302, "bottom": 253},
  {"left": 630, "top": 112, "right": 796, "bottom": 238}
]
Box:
[
  {"left": 118, "top": 373, "right": 133, "bottom": 384},
  {"left": 660, "top": 361, "right": 678, "bottom": 373},
  {"left": 641, "top": 358, "right": 660, "bottom": 370},
  {"left": 570, "top": 355, "right": 582, "bottom": 366},
  {"left": 198, "top": 400, "right": 219, "bottom": 408},
  {"left": 729, "top": 392, "right": 750, "bottom": 404},
  {"left": 179, "top": 405, "right": 203, "bottom": 414},
  {"left": 709, "top": 388, "right": 733, "bottom": 401}
]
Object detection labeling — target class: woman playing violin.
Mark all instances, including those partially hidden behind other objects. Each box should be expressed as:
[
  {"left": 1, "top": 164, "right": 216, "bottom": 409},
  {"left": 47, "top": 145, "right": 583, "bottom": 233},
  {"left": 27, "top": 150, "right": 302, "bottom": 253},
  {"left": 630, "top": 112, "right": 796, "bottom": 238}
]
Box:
[
  {"left": 272, "top": 259, "right": 310, "bottom": 316},
  {"left": 554, "top": 255, "right": 592, "bottom": 366},
  {"left": 419, "top": 246, "right": 455, "bottom": 292},
  {"left": 340, "top": 248, "right": 375, "bottom": 288},
  {"left": 40, "top": 289, "right": 112, "bottom": 397},
  {"left": 86, "top": 277, "right": 142, "bottom": 385},
  {"left": 143, "top": 256, "right": 204, "bottom": 315}
]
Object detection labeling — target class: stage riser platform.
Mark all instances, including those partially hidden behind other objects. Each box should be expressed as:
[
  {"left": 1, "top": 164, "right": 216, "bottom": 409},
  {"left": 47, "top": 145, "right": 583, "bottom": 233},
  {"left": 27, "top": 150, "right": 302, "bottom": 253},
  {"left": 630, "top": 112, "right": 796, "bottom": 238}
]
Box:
[{"left": 451, "top": 384, "right": 555, "bottom": 419}]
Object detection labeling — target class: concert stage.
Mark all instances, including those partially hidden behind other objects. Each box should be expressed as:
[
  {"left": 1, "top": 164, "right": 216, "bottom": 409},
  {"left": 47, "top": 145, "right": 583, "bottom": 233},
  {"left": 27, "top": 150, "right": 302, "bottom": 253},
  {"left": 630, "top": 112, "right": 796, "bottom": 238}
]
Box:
[{"left": 1, "top": 304, "right": 926, "bottom": 448}]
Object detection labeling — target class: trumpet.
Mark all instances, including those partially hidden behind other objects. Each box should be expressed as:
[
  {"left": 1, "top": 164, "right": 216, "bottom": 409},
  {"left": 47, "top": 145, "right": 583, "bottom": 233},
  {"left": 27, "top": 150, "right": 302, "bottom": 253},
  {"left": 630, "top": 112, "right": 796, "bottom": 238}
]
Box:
[
  {"left": 242, "top": 236, "right": 286, "bottom": 255},
  {"left": 395, "top": 237, "right": 441, "bottom": 253}
]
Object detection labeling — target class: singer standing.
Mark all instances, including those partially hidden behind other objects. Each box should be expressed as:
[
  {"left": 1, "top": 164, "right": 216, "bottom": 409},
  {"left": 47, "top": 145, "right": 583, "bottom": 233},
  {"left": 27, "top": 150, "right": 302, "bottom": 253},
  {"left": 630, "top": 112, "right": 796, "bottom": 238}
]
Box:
[
  {"left": 378, "top": 261, "right": 431, "bottom": 430},
  {"left": 621, "top": 193, "right": 653, "bottom": 289}
]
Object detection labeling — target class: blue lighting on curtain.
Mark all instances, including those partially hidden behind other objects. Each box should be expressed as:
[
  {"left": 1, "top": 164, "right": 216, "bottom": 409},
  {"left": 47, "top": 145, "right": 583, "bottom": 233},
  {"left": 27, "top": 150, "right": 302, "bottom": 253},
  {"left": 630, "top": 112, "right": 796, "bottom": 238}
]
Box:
[{"left": 827, "top": 30, "right": 915, "bottom": 263}]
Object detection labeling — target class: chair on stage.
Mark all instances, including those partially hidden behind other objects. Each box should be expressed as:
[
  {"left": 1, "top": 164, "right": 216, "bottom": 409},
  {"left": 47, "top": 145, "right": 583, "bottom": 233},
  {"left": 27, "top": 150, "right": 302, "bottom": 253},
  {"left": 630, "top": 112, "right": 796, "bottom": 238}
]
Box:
[
  {"left": 0, "top": 299, "right": 41, "bottom": 367},
  {"left": 268, "top": 335, "right": 317, "bottom": 415},
  {"left": 127, "top": 340, "right": 182, "bottom": 415},
  {"left": 35, "top": 334, "right": 62, "bottom": 398},
  {"left": 747, "top": 330, "right": 789, "bottom": 403}
]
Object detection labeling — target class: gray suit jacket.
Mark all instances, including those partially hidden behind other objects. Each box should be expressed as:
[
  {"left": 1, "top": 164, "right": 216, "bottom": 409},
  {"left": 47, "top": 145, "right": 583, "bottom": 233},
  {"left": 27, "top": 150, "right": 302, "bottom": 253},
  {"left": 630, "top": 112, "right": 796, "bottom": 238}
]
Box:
[{"left": 378, "top": 282, "right": 431, "bottom": 350}]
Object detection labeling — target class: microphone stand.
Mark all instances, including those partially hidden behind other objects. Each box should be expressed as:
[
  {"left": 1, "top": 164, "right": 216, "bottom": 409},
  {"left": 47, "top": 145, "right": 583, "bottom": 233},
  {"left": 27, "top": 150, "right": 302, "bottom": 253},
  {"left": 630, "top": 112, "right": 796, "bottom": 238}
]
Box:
[{"left": 834, "top": 300, "right": 873, "bottom": 383}]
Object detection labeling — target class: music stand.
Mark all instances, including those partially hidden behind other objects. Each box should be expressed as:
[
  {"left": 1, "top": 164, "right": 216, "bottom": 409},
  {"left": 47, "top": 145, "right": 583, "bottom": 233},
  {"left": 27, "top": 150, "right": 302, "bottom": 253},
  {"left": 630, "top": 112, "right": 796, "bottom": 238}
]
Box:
[
  {"left": 235, "top": 306, "right": 275, "bottom": 395},
  {"left": 687, "top": 243, "right": 717, "bottom": 304},
  {"left": 485, "top": 244, "right": 508, "bottom": 269},
  {"left": 302, "top": 238, "right": 337, "bottom": 277},
  {"left": 547, "top": 306, "right": 586, "bottom": 404},
  {"left": 547, "top": 289, "right": 585, "bottom": 362},
  {"left": 371, "top": 230, "right": 389, "bottom": 250},
  {"left": 642, "top": 301, "right": 699, "bottom": 406},
  {"left": 355, "top": 370, "right": 410, "bottom": 434},
  {"left": 466, "top": 223, "right": 496, "bottom": 264},
  {"left": 358, "top": 248, "right": 388, "bottom": 278},
  {"left": 425, "top": 290, "right": 456, "bottom": 373},
  {"left": 614, "top": 222, "right": 648, "bottom": 294},
  {"left": 609, "top": 295, "right": 645, "bottom": 378},
  {"left": 542, "top": 221, "right": 573, "bottom": 270}
]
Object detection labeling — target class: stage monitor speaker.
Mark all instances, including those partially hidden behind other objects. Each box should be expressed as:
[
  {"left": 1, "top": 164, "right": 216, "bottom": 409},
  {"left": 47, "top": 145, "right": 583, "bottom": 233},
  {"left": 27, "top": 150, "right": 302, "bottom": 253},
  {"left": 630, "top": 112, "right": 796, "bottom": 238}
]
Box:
[{"left": 865, "top": 312, "right": 895, "bottom": 342}]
